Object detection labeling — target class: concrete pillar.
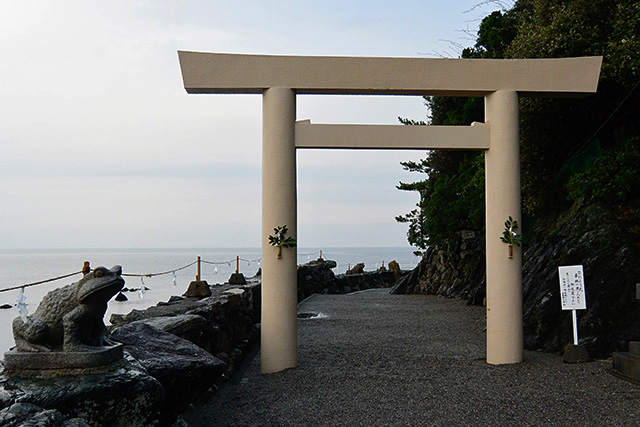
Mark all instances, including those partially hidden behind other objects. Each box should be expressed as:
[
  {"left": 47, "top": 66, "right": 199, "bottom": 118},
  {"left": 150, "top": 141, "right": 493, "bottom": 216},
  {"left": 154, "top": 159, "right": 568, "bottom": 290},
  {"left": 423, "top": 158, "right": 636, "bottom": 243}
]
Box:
[
  {"left": 261, "top": 87, "right": 298, "bottom": 373},
  {"left": 484, "top": 90, "right": 523, "bottom": 364}
]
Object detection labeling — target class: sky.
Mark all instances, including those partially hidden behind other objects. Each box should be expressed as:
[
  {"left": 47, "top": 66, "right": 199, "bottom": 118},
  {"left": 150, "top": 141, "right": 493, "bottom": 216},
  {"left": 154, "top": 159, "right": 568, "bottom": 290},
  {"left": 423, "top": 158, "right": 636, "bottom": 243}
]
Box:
[{"left": 0, "top": 0, "right": 505, "bottom": 249}]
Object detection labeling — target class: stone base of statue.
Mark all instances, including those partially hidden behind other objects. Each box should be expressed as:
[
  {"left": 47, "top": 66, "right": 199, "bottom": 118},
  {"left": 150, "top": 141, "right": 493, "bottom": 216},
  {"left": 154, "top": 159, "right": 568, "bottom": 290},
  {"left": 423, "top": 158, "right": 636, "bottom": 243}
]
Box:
[{"left": 3, "top": 344, "right": 124, "bottom": 376}]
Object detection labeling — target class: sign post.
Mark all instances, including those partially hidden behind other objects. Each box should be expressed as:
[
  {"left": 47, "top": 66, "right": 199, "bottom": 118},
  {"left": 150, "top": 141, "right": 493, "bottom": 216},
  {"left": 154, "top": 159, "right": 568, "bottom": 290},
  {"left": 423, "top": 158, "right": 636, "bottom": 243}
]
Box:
[{"left": 558, "top": 265, "right": 590, "bottom": 362}]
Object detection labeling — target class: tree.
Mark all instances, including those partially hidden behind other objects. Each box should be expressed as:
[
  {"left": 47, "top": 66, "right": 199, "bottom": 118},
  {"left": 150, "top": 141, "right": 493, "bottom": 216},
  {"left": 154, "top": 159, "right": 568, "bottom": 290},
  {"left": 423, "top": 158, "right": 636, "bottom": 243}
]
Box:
[{"left": 397, "top": 0, "right": 640, "bottom": 250}]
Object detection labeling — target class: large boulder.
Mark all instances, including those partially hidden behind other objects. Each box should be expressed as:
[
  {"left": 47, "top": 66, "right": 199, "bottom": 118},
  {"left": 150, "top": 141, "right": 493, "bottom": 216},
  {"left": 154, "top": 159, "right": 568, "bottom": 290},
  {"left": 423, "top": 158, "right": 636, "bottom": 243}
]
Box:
[
  {"left": 111, "top": 322, "right": 226, "bottom": 424},
  {"left": 388, "top": 260, "right": 401, "bottom": 281}
]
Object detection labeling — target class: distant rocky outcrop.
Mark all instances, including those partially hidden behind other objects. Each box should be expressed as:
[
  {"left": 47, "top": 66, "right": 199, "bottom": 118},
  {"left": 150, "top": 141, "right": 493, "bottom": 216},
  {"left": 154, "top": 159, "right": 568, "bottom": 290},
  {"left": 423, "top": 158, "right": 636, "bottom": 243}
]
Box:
[
  {"left": 391, "top": 201, "right": 640, "bottom": 358},
  {"left": 297, "top": 258, "right": 396, "bottom": 301}
]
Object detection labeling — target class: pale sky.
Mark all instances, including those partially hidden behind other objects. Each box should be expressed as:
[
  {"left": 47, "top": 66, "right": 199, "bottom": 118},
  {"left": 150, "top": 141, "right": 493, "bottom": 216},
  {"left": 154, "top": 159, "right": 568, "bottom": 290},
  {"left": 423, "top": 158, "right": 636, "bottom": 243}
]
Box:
[{"left": 0, "top": 0, "right": 502, "bottom": 249}]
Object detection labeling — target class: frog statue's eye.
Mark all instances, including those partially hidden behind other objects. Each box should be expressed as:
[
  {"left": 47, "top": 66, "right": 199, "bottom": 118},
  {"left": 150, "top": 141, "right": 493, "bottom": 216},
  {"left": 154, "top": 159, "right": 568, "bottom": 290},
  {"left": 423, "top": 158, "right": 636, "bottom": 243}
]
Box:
[{"left": 94, "top": 268, "right": 106, "bottom": 278}]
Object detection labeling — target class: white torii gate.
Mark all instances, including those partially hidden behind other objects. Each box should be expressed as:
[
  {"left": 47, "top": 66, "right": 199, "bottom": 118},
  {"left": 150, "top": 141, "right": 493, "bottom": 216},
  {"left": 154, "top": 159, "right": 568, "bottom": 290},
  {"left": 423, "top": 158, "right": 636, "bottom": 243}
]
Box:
[{"left": 178, "top": 52, "right": 602, "bottom": 373}]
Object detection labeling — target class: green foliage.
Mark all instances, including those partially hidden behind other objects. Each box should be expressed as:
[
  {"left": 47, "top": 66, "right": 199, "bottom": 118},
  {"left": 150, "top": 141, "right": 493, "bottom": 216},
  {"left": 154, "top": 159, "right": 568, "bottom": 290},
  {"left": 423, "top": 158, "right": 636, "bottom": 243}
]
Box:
[
  {"left": 268, "top": 225, "right": 297, "bottom": 248},
  {"left": 397, "top": 152, "right": 485, "bottom": 248},
  {"left": 568, "top": 134, "right": 640, "bottom": 239},
  {"left": 500, "top": 216, "right": 523, "bottom": 247},
  {"left": 396, "top": 0, "right": 640, "bottom": 251}
]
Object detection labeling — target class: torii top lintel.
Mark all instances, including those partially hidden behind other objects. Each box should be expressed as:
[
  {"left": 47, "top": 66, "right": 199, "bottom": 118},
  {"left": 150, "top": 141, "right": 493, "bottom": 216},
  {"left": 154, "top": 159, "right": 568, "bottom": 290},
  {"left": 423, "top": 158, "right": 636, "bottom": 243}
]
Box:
[{"left": 178, "top": 51, "right": 602, "bottom": 97}]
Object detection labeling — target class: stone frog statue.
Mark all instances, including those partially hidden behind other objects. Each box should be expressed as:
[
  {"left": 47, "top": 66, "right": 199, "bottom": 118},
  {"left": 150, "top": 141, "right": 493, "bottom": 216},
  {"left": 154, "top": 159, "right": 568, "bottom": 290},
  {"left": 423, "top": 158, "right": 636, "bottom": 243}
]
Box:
[{"left": 12, "top": 265, "right": 125, "bottom": 352}]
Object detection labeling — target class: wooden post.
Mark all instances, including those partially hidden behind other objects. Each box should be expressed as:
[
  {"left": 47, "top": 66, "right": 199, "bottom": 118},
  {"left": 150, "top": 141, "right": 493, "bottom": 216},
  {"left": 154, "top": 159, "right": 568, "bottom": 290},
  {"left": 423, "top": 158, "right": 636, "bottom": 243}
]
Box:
[
  {"left": 197, "top": 256, "right": 201, "bottom": 281},
  {"left": 236, "top": 256, "right": 240, "bottom": 274},
  {"left": 320, "top": 250, "right": 323, "bottom": 259},
  {"left": 82, "top": 261, "right": 91, "bottom": 276}
]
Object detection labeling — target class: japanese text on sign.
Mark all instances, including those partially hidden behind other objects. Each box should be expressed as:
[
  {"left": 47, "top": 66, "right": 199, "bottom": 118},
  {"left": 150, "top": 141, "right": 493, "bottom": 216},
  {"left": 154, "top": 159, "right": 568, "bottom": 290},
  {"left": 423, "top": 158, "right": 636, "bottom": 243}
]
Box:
[{"left": 558, "top": 265, "right": 586, "bottom": 310}]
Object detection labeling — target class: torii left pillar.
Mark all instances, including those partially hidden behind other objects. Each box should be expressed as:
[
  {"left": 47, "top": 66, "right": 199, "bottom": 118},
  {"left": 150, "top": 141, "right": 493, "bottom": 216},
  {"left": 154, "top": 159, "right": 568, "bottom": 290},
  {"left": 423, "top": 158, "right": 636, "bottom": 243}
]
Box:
[{"left": 261, "top": 87, "right": 298, "bottom": 373}]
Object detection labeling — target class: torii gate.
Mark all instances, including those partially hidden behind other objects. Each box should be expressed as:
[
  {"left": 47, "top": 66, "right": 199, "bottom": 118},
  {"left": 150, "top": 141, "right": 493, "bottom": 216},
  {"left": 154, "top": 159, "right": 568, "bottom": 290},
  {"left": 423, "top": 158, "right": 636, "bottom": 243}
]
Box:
[{"left": 178, "top": 52, "right": 602, "bottom": 373}]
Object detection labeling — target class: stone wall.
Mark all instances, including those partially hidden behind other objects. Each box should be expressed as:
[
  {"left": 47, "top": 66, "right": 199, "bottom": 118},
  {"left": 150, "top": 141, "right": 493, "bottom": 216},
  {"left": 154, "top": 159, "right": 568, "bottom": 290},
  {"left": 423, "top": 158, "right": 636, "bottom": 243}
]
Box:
[{"left": 297, "top": 258, "right": 396, "bottom": 301}]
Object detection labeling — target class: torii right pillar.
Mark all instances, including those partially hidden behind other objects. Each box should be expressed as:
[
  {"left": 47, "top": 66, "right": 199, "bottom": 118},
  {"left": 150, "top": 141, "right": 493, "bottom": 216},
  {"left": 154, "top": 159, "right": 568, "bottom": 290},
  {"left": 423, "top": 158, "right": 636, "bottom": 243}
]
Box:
[{"left": 485, "top": 89, "right": 522, "bottom": 364}]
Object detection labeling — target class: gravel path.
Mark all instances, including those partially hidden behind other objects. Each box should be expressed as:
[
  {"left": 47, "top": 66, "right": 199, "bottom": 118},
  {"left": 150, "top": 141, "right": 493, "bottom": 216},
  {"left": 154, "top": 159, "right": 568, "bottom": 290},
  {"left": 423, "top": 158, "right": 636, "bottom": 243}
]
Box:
[{"left": 181, "top": 289, "right": 640, "bottom": 426}]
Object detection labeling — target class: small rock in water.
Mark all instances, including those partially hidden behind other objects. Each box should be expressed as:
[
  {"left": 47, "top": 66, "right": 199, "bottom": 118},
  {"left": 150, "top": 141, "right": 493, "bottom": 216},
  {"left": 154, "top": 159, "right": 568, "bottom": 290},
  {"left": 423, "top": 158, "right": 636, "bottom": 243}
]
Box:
[
  {"left": 114, "top": 292, "right": 128, "bottom": 302},
  {"left": 0, "top": 304, "right": 12, "bottom": 309}
]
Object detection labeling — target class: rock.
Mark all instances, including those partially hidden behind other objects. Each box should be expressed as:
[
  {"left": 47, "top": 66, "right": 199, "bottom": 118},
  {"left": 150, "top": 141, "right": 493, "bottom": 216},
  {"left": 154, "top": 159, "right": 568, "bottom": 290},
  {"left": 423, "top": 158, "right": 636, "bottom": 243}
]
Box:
[
  {"left": 110, "top": 323, "right": 226, "bottom": 424},
  {"left": 388, "top": 260, "right": 401, "bottom": 281},
  {"left": 128, "top": 314, "right": 208, "bottom": 345},
  {"left": 0, "top": 403, "right": 90, "bottom": 426},
  {"left": 0, "top": 403, "right": 65, "bottom": 426},
  {"left": 0, "top": 357, "right": 163, "bottom": 426},
  {"left": 228, "top": 273, "right": 247, "bottom": 285},
  {"left": 296, "top": 258, "right": 396, "bottom": 301},
  {"left": 0, "top": 304, "right": 12, "bottom": 309},
  {"left": 183, "top": 280, "right": 212, "bottom": 298},
  {"left": 114, "top": 292, "right": 128, "bottom": 302},
  {"left": 346, "top": 263, "right": 365, "bottom": 274},
  {"left": 562, "top": 344, "right": 591, "bottom": 363}
]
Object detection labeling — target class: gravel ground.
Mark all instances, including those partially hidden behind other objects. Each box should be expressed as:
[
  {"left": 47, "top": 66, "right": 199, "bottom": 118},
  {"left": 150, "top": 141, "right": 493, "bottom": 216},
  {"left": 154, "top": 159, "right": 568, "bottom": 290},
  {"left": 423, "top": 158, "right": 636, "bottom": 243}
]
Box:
[{"left": 181, "top": 289, "right": 640, "bottom": 426}]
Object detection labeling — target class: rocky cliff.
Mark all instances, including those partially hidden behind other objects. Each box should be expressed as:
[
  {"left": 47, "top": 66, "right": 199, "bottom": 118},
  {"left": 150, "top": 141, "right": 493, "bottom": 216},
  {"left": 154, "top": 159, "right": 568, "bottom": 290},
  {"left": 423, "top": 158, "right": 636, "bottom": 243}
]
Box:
[{"left": 392, "top": 201, "right": 640, "bottom": 358}]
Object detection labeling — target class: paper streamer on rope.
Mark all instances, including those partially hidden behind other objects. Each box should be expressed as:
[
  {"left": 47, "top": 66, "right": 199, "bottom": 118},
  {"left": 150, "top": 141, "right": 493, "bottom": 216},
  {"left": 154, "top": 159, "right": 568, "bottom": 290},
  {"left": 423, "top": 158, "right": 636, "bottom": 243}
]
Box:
[
  {"left": 17, "top": 287, "right": 28, "bottom": 322},
  {"left": 139, "top": 277, "right": 145, "bottom": 299},
  {"left": 172, "top": 271, "right": 177, "bottom": 287},
  {"left": 214, "top": 266, "right": 218, "bottom": 275}
]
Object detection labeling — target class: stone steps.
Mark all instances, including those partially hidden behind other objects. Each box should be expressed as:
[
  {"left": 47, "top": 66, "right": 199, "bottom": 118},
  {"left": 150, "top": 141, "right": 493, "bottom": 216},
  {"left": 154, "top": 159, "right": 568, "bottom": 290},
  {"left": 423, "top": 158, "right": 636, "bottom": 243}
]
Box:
[{"left": 612, "top": 342, "right": 640, "bottom": 384}]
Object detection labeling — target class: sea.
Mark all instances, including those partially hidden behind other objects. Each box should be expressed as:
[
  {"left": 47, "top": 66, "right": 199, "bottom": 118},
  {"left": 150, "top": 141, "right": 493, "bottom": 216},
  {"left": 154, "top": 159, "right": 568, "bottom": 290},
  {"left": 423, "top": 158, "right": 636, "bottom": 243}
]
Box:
[{"left": 0, "top": 247, "right": 419, "bottom": 355}]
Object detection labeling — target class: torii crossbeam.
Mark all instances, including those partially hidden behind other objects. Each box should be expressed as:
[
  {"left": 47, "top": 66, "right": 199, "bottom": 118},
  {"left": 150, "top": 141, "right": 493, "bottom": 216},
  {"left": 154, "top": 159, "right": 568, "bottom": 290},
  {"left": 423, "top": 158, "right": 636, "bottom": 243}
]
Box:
[{"left": 178, "top": 52, "right": 602, "bottom": 373}]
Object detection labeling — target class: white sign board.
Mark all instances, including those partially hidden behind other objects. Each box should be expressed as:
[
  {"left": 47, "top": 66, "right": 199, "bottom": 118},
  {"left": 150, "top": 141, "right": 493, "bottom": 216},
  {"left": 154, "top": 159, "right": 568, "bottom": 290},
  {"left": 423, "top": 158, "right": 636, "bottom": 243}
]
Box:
[{"left": 558, "top": 265, "right": 587, "bottom": 310}]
